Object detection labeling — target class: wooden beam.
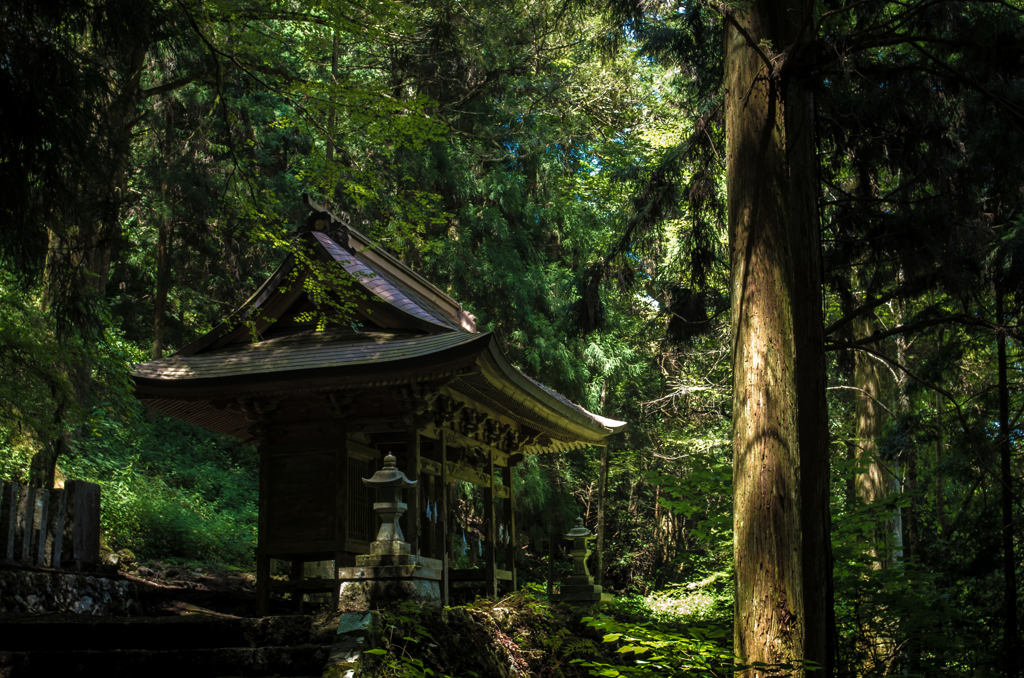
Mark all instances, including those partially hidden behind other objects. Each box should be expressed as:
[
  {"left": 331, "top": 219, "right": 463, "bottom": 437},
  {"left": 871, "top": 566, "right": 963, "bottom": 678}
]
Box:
[
  {"left": 421, "top": 458, "right": 510, "bottom": 496},
  {"left": 449, "top": 568, "right": 513, "bottom": 582},
  {"left": 346, "top": 417, "right": 407, "bottom": 433},
  {"left": 436, "top": 427, "right": 510, "bottom": 467}
]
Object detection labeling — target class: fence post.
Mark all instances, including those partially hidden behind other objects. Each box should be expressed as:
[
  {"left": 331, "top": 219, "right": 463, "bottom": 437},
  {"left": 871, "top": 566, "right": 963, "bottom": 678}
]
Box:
[
  {"left": 0, "top": 481, "right": 16, "bottom": 560},
  {"left": 17, "top": 485, "right": 34, "bottom": 563},
  {"left": 47, "top": 488, "right": 67, "bottom": 567},
  {"left": 33, "top": 489, "right": 49, "bottom": 566},
  {"left": 62, "top": 480, "right": 100, "bottom": 567}
]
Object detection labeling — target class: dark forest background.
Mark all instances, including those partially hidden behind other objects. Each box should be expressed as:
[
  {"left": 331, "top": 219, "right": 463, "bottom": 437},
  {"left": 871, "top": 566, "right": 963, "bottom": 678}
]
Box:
[{"left": 1, "top": 0, "right": 1022, "bottom": 675}]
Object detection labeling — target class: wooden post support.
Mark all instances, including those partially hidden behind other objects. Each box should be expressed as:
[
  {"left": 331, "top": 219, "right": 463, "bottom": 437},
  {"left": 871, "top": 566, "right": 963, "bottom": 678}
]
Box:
[
  {"left": 407, "top": 428, "right": 421, "bottom": 556},
  {"left": 440, "top": 435, "right": 449, "bottom": 607},
  {"left": 333, "top": 427, "right": 349, "bottom": 613},
  {"left": 256, "top": 556, "right": 270, "bottom": 616},
  {"left": 290, "top": 558, "right": 306, "bottom": 613},
  {"left": 257, "top": 444, "right": 271, "bottom": 616},
  {"left": 425, "top": 471, "right": 436, "bottom": 558},
  {"left": 484, "top": 449, "right": 497, "bottom": 598},
  {"left": 502, "top": 464, "right": 517, "bottom": 592}
]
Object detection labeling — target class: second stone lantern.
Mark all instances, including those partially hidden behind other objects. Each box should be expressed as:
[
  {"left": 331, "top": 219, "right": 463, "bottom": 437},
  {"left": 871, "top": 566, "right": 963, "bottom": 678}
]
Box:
[
  {"left": 551, "top": 517, "right": 612, "bottom": 604},
  {"left": 336, "top": 454, "right": 443, "bottom": 610}
]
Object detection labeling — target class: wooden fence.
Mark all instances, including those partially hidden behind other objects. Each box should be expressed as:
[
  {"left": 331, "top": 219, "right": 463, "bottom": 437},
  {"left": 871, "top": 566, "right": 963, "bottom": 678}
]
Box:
[{"left": 0, "top": 480, "right": 100, "bottom": 569}]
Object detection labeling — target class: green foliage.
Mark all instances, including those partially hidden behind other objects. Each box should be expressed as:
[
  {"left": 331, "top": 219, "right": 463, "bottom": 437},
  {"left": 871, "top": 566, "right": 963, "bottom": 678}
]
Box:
[
  {"left": 0, "top": 272, "right": 138, "bottom": 455},
  {"left": 62, "top": 412, "right": 258, "bottom": 566},
  {"left": 576, "top": 614, "right": 733, "bottom": 678},
  {"left": 608, "top": 572, "right": 733, "bottom": 628}
]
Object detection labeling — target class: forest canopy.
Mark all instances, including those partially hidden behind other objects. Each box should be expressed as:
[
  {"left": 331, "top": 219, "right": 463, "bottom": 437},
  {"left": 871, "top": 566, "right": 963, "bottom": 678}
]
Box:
[{"left": 0, "top": 0, "right": 1022, "bottom": 676}]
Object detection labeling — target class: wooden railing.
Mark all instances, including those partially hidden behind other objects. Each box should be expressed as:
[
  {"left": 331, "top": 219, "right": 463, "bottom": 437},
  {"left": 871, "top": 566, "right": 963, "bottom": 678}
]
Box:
[{"left": 0, "top": 480, "right": 100, "bottom": 569}]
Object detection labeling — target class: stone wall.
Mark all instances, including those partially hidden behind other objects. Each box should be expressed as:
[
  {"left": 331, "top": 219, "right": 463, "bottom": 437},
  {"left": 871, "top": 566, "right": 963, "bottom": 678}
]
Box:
[{"left": 0, "top": 569, "right": 141, "bottom": 615}]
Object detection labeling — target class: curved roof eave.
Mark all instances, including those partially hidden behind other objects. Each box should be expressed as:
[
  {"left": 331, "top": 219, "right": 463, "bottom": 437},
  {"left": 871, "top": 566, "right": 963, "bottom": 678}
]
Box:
[{"left": 476, "top": 336, "right": 627, "bottom": 440}]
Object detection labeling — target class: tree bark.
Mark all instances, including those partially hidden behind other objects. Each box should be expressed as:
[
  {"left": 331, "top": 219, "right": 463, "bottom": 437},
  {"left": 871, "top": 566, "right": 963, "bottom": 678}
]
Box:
[{"left": 726, "top": 0, "right": 832, "bottom": 674}]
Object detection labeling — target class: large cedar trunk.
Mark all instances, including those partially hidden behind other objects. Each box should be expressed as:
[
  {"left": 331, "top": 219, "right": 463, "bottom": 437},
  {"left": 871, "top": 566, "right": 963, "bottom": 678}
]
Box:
[{"left": 726, "top": 0, "right": 832, "bottom": 674}]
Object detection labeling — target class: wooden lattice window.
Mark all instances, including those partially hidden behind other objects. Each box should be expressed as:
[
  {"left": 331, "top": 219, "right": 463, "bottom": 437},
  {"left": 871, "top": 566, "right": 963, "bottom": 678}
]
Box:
[{"left": 347, "top": 455, "right": 377, "bottom": 543}]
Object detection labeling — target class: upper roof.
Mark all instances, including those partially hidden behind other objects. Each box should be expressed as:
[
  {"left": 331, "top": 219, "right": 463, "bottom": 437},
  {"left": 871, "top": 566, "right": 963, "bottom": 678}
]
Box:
[{"left": 132, "top": 197, "right": 625, "bottom": 451}]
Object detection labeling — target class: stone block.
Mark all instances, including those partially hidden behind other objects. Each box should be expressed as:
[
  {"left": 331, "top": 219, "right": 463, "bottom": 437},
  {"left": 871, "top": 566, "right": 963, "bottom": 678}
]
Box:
[
  {"left": 552, "top": 583, "right": 613, "bottom": 604},
  {"left": 337, "top": 577, "right": 441, "bottom": 612}
]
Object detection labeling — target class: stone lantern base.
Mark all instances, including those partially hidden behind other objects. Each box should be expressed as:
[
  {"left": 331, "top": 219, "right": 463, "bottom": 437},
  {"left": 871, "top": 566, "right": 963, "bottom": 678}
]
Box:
[
  {"left": 551, "top": 574, "right": 614, "bottom": 604},
  {"left": 336, "top": 554, "right": 442, "bottom": 612}
]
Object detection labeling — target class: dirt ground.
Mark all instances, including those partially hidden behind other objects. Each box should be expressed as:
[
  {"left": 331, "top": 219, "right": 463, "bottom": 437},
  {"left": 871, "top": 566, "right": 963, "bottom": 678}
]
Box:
[{"left": 125, "top": 561, "right": 307, "bottom": 618}]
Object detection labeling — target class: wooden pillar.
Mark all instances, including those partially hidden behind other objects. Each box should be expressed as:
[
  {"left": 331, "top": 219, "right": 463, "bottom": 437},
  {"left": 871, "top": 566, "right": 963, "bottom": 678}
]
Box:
[
  {"left": 406, "top": 428, "right": 421, "bottom": 556},
  {"left": 502, "top": 463, "right": 517, "bottom": 592},
  {"left": 484, "top": 449, "right": 497, "bottom": 598},
  {"left": 290, "top": 558, "right": 305, "bottom": 613},
  {"left": 333, "top": 428, "right": 349, "bottom": 612},
  {"left": 256, "top": 556, "right": 270, "bottom": 616},
  {"left": 440, "top": 435, "right": 449, "bottom": 606},
  {"left": 425, "top": 472, "right": 436, "bottom": 558},
  {"left": 256, "top": 444, "right": 271, "bottom": 616}
]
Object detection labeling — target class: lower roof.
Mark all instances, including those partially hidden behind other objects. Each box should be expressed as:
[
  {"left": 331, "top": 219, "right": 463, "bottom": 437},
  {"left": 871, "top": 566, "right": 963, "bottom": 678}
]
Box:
[{"left": 133, "top": 328, "right": 625, "bottom": 452}]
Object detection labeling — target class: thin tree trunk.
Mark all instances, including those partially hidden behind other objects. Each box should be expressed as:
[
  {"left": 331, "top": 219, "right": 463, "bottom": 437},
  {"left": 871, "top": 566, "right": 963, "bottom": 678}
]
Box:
[
  {"left": 996, "top": 289, "right": 1019, "bottom": 678},
  {"left": 853, "top": 315, "right": 891, "bottom": 566},
  {"left": 595, "top": 443, "right": 610, "bottom": 587},
  {"left": 327, "top": 34, "right": 338, "bottom": 164},
  {"left": 726, "top": 0, "right": 832, "bottom": 673},
  {"left": 894, "top": 329, "right": 916, "bottom": 559},
  {"left": 853, "top": 314, "right": 895, "bottom": 676},
  {"left": 153, "top": 205, "right": 172, "bottom": 359},
  {"left": 934, "top": 388, "right": 945, "bottom": 536}
]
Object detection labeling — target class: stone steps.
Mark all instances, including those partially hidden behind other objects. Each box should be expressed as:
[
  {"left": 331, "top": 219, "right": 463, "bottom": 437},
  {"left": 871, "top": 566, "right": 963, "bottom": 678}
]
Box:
[{"left": 0, "top": 615, "right": 331, "bottom": 677}]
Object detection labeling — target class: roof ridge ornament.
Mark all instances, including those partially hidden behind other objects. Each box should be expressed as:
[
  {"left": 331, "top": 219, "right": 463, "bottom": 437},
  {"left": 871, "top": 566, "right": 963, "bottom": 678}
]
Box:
[{"left": 301, "top": 193, "right": 351, "bottom": 250}]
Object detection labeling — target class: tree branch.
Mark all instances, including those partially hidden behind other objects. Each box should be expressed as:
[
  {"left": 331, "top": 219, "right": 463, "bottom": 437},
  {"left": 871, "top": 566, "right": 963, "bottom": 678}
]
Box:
[{"left": 141, "top": 67, "right": 214, "bottom": 98}]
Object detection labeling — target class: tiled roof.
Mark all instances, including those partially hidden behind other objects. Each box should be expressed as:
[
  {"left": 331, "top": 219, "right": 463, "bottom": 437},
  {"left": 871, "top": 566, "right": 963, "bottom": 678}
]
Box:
[
  {"left": 312, "top": 232, "right": 463, "bottom": 333},
  {"left": 520, "top": 373, "right": 627, "bottom": 430},
  {"left": 135, "top": 330, "right": 483, "bottom": 382}
]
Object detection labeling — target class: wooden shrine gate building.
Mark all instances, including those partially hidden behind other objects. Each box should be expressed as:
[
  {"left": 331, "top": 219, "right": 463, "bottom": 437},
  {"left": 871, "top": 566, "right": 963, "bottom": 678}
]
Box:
[{"left": 132, "top": 197, "right": 625, "bottom": 613}]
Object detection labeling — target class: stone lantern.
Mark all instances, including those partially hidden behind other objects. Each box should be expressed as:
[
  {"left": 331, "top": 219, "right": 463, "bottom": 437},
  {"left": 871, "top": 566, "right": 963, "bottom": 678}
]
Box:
[
  {"left": 551, "top": 517, "right": 612, "bottom": 604},
  {"left": 363, "top": 453, "right": 416, "bottom": 555},
  {"left": 336, "top": 454, "right": 442, "bottom": 611}
]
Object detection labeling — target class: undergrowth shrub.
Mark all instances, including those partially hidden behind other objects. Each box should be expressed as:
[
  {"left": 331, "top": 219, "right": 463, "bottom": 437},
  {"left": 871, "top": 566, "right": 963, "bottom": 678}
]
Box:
[
  {"left": 64, "top": 409, "right": 258, "bottom": 566},
  {"left": 606, "top": 571, "right": 732, "bottom": 628}
]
